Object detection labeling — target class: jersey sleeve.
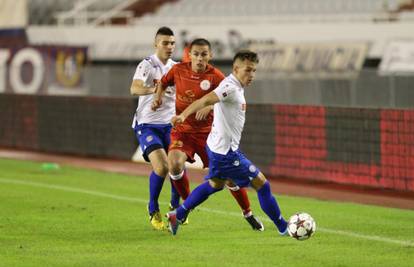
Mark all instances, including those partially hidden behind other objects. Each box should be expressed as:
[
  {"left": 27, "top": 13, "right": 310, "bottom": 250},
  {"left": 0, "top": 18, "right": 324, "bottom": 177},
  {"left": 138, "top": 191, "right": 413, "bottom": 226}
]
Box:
[
  {"left": 133, "top": 59, "right": 152, "bottom": 83},
  {"left": 160, "top": 65, "right": 176, "bottom": 89},
  {"left": 214, "top": 82, "right": 237, "bottom": 102}
]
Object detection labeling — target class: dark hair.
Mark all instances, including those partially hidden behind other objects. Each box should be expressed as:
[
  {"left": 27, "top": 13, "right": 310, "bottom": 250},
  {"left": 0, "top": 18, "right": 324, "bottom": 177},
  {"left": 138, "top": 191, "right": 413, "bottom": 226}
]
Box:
[
  {"left": 155, "top": 26, "right": 174, "bottom": 37},
  {"left": 233, "top": 50, "right": 259, "bottom": 64},
  {"left": 189, "top": 38, "right": 211, "bottom": 50}
]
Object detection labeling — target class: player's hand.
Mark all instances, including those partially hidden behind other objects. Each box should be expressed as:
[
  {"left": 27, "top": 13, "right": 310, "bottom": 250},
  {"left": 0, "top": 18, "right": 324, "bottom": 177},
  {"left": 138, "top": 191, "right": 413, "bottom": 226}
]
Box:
[
  {"left": 153, "top": 79, "right": 159, "bottom": 94},
  {"left": 171, "top": 115, "right": 185, "bottom": 127},
  {"left": 195, "top": 106, "right": 212, "bottom": 120},
  {"left": 151, "top": 98, "right": 162, "bottom": 111}
]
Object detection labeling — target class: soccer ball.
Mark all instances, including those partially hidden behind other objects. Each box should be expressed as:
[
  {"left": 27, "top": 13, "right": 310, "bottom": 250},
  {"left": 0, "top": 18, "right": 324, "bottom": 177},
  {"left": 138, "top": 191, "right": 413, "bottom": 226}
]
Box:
[{"left": 287, "top": 212, "right": 316, "bottom": 240}]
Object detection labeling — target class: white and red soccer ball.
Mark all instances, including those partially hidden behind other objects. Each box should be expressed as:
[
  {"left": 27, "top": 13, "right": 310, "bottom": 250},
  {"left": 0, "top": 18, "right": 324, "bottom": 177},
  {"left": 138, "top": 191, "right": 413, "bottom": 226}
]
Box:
[{"left": 287, "top": 212, "right": 316, "bottom": 240}]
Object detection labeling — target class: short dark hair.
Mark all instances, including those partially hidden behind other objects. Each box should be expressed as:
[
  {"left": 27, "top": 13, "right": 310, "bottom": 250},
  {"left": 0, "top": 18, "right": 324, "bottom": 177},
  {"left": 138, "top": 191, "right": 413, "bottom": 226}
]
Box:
[
  {"left": 155, "top": 26, "right": 174, "bottom": 37},
  {"left": 189, "top": 38, "right": 211, "bottom": 50},
  {"left": 233, "top": 50, "right": 259, "bottom": 64}
]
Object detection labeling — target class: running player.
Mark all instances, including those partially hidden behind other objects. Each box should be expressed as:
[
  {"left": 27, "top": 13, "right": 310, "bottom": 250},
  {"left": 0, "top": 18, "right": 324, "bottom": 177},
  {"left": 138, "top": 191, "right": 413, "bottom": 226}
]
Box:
[
  {"left": 166, "top": 50, "right": 288, "bottom": 236},
  {"left": 130, "top": 27, "right": 180, "bottom": 230},
  {"left": 152, "top": 39, "right": 264, "bottom": 231}
]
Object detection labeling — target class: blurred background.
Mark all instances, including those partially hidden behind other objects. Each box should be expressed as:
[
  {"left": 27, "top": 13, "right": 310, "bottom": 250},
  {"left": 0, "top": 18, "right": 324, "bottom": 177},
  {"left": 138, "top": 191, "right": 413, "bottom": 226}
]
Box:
[{"left": 1, "top": 0, "right": 414, "bottom": 192}]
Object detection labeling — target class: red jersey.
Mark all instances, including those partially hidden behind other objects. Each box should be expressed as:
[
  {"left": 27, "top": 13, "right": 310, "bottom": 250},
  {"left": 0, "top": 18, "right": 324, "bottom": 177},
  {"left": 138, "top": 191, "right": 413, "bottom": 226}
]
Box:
[{"left": 161, "top": 62, "right": 225, "bottom": 133}]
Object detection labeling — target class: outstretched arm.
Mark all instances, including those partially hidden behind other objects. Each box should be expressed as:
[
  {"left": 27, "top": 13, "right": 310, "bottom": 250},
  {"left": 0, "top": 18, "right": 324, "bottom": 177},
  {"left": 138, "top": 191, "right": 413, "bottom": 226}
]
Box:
[
  {"left": 195, "top": 105, "right": 214, "bottom": 120},
  {"left": 172, "top": 91, "right": 220, "bottom": 126}
]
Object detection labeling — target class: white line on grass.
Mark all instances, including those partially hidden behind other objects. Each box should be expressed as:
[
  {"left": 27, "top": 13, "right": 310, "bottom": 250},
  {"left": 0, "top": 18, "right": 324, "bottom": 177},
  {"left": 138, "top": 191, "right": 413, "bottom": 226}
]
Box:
[{"left": 1, "top": 177, "right": 412, "bottom": 247}]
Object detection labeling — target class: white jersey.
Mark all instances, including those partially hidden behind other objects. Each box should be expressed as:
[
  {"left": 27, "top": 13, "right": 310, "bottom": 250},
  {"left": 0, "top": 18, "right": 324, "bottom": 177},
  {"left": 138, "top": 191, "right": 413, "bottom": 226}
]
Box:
[
  {"left": 207, "top": 74, "right": 246, "bottom": 155},
  {"left": 131, "top": 54, "right": 176, "bottom": 127}
]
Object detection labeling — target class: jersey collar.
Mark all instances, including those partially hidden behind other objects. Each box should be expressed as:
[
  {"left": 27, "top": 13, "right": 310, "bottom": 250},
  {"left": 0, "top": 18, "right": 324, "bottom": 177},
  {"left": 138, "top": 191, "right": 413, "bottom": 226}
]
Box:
[
  {"left": 153, "top": 54, "right": 170, "bottom": 67},
  {"left": 228, "top": 74, "right": 243, "bottom": 89}
]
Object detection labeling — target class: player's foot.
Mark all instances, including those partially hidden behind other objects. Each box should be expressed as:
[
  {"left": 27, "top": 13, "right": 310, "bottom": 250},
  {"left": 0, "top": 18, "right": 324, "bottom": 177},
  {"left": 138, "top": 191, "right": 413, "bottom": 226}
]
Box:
[
  {"left": 166, "top": 211, "right": 181, "bottom": 235},
  {"left": 278, "top": 227, "right": 289, "bottom": 236},
  {"left": 149, "top": 210, "right": 165, "bottom": 230},
  {"left": 168, "top": 203, "right": 189, "bottom": 225},
  {"left": 277, "top": 218, "right": 288, "bottom": 236},
  {"left": 245, "top": 214, "right": 264, "bottom": 231},
  {"left": 181, "top": 215, "right": 189, "bottom": 225}
]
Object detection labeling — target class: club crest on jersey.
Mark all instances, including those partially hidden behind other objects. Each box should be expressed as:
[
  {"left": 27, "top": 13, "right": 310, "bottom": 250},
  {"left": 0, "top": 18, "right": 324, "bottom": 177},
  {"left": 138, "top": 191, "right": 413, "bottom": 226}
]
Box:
[
  {"left": 200, "top": 80, "right": 211, "bottom": 90},
  {"left": 233, "top": 160, "right": 240, "bottom": 166},
  {"left": 146, "top": 135, "right": 153, "bottom": 142},
  {"left": 249, "top": 165, "right": 257, "bottom": 173},
  {"left": 142, "top": 69, "right": 148, "bottom": 77},
  {"left": 171, "top": 140, "right": 183, "bottom": 148}
]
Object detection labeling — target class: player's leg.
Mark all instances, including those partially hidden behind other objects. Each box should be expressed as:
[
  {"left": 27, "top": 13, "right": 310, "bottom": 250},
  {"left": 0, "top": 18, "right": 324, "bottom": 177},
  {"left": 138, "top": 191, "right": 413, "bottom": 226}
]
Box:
[
  {"left": 166, "top": 178, "right": 225, "bottom": 235},
  {"left": 162, "top": 126, "right": 180, "bottom": 210},
  {"left": 226, "top": 181, "right": 251, "bottom": 216},
  {"left": 147, "top": 149, "right": 168, "bottom": 215},
  {"left": 135, "top": 124, "right": 169, "bottom": 230},
  {"left": 202, "top": 144, "right": 263, "bottom": 230},
  {"left": 168, "top": 149, "right": 191, "bottom": 200},
  {"left": 168, "top": 178, "right": 180, "bottom": 210},
  {"left": 226, "top": 180, "right": 264, "bottom": 231},
  {"left": 250, "top": 172, "right": 288, "bottom": 235}
]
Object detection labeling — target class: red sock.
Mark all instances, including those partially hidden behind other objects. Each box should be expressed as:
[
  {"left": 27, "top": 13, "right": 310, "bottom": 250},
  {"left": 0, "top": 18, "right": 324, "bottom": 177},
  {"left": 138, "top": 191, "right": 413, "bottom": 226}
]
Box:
[
  {"left": 171, "top": 170, "right": 190, "bottom": 200},
  {"left": 229, "top": 187, "right": 251, "bottom": 216}
]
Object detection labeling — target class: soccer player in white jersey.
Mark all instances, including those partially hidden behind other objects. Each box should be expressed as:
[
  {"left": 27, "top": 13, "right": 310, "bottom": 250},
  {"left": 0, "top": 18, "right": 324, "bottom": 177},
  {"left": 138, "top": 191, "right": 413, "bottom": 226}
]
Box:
[
  {"left": 166, "top": 50, "right": 288, "bottom": 235},
  {"left": 130, "top": 27, "right": 180, "bottom": 230}
]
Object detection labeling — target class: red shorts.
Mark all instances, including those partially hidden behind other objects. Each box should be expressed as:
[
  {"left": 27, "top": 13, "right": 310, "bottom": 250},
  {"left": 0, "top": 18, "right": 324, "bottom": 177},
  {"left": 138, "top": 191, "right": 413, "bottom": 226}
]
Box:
[{"left": 169, "top": 129, "right": 209, "bottom": 168}]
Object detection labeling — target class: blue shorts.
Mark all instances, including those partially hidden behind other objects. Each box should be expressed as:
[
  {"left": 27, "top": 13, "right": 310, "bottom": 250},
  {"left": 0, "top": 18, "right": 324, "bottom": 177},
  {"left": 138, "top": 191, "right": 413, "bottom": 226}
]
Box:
[
  {"left": 205, "top": 145, "right": 260, "bottom": 188},
  {"left": 134, "top": 123, "right": 171, "bottom": 162}
]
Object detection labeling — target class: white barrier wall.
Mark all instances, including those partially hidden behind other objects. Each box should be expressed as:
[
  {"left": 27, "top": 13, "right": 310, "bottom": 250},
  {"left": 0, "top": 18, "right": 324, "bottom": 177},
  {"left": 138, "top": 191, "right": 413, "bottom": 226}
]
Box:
[{"left": 27, "top": 22, "right": 414, "bottom": 60}]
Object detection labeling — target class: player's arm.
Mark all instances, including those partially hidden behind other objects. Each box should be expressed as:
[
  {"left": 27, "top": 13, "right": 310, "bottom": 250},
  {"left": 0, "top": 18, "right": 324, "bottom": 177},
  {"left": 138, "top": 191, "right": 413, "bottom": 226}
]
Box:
[
  {"left": 151, "top": 82, "right": 166, "bottom": 110},
  {"left": 130, "top": 59, "right": 156, "bottom": 96},
  {"left": 172, "top": 91, "right": 219, "bottom": 126},
  {"left": 130, "top": 79, "right": 157, "bottom": 96},
  {"left": 152, "top": 67, "right": 174, "bottom": 111},
  {"left": 195, "top": 105, "right": 214, "bottom": 120}
]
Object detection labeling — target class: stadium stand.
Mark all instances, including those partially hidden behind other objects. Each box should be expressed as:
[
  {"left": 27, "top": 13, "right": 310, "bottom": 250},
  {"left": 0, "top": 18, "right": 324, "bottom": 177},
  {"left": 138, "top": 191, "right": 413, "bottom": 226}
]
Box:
[
  {"left": 28, "top": 0, "right": 176, "bottom": 25},
  {"left": 29, "top": 0, "right": 132, "bottom": 25},
  {"left": 27, "top": 0, "right": 414, "bottom": 26},
  {"left": 29, "top": 0, "right": 72, "bottom": 25},
  {"left": 135, "top": 0, "right": 405, "bottom": 24}
]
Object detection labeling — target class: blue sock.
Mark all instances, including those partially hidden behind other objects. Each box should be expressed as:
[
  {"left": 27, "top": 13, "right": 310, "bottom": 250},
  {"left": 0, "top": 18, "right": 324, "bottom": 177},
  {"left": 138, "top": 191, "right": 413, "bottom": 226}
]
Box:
[
  {"left": 176, "top": 181, "right": 222, "bottom": 221},
  {"left": 169, "top": 178, "right": 180, "bottom": 209},
  {"left": 148, "top": 171, "right": 164, "bottom": 214},
  {"left": 257, "top": 181, "right": 287, "bottom": 232}
]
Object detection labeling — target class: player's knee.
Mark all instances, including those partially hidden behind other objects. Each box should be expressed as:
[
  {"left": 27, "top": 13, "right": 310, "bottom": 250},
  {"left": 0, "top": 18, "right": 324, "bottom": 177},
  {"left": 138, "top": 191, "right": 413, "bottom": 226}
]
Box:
[
  {"left": 208, "top": 178, "right": 225, "bottom": 190},
  {"left": 251, "top": 172, "right": 267, "bottom": 191},
  {"left": 168, "top": 158, "right": 183, "bottom": 174}
]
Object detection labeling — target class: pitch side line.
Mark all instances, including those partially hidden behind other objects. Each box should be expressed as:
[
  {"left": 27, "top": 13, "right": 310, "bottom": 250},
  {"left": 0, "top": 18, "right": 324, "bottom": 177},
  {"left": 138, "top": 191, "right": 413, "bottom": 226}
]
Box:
[{"left": 0, "top": 177, "right": 412, "bottom": 247}]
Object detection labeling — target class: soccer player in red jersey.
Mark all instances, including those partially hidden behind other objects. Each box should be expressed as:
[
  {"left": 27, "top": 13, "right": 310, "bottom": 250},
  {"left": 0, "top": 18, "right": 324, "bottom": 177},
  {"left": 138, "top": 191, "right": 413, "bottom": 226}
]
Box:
[{"left": 152, "top": 38, "right": 263, "bottom": 230}]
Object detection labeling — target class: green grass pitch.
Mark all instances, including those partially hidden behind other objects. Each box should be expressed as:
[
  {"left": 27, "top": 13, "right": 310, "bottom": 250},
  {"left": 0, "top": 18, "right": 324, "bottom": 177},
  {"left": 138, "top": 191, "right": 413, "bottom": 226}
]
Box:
[{"left": 0, "top": 158, "right": 413, "bottom": 267}]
